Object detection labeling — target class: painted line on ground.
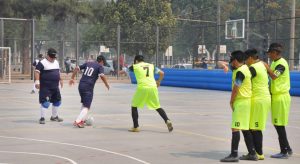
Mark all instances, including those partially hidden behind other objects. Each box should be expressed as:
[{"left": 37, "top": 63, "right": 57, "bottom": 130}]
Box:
[
  {"left": 0, "top": 150, "right": 77, "bottom": 164},
  {"left": 0, "top": 136, "right": 150, "bottom": 164}
]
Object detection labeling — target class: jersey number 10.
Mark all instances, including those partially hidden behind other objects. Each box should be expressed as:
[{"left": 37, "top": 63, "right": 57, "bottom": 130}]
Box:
[{"left": 84, "top": 67, "right": 94, "bottom": 76}]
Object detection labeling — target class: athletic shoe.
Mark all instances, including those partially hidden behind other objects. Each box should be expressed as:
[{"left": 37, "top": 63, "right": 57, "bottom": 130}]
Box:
[
  {"left": 166, "top": 120, "right": 173, "bottom": 132},
  {"left": 73, "top": 121, "right": 84, "bottom": 128},
  {"left": 239, "top": 154, "right": 258, "bottom": 161},
  {"left": 30, "top": 90, "right": 35, "bottom": 94},
  {"left": 256, "top": 153, "right": 265, "bottom": 160},
  {"left": 128, "top": 127, "right": 140, "bottom": 132},
  {"left": 39, "top": 117, "right": 45, "bottom": 124},
  {"left": 271, "top": 153, "right": 288, "bottom": 159},
  {"left": 50, "top": 116, "right": 63, "bottom": 122},
  {"left": 220, "top": 154, "right": 239, "bottom": 162}
]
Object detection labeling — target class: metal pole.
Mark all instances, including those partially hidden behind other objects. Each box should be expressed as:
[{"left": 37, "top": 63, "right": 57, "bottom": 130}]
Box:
[
  {"left": 117, "top": 24, "right": 120, "bottom": 80},
  {"left": 76, "top": 23, "right": 79, "bottom": 67},
  {"left": 216, "top": 0, "right": 220, "bottom": 66},
  {"left": 31, "top": 19, "right": 35, "bottom": 80},
  {"left": 246, "top": 0, "right": 249, "bottom": 49},
  {"left": 289, "top": 0, "right": 295, "bottom": 70},
  {"left": 0, "top": 19, "right": 3, "bottom": 47},
  {"left": 156, "top": 25, "right": 159, "bottom": 67}
]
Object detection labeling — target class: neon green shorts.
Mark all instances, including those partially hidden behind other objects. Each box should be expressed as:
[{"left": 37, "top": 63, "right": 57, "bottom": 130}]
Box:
[
  {"left": 250, "top": 96, "right": 271, "bottom": 130},
  {"left": 131, "top": 87, "right": 160, "bottom": 110},
  {"left": 271, "top": 93, "right": 291, "bottom": 126},
  {"left": 232, "top": 98, "right": 251, "bottom": 130}
]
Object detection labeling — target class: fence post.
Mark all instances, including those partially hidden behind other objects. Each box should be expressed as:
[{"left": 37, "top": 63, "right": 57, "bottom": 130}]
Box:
[
  {"left": 156, "top": 25, "right": 159, "bottom": 67},
  {"left": 117, "top": 24, "right": 120, "bottom": 80},
  {"left": 31, "top": 19, "right": 35, "bottom": 80},
  {"left": 289, "top": 0, "right": 296, "bottom": 70},
  {"left": 0, "top": 19, "right": 3, "bottom": 47}
]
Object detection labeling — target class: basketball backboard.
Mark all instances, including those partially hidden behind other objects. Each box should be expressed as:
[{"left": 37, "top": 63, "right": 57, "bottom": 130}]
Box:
[{"left": 225, "top": 19, "right": 245, "bottom": 39}]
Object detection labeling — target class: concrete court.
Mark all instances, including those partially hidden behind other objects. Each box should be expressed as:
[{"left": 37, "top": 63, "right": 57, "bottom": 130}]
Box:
[{"left": 0, "top": 81, "right": 299, "bottom": 164}]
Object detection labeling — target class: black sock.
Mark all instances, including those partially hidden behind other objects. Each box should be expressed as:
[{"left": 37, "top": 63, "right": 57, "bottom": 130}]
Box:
[
  {"left": 156, "top": 108, "right": 169, "bottom": 123},
  {"left": 231, "top": 131, "right": 240, "bottom": 157},
  {"left": 131, "top": 107, "right": 139, "bottom": 128},
  {"left": 251, "top": 130, "right": 263, "bottom": 155},
  {"left": 242, "top": 130, "right": 256, "bottom": 155},
  {"left": 275, "top": 125, "right": 291, "bottom": 154}
]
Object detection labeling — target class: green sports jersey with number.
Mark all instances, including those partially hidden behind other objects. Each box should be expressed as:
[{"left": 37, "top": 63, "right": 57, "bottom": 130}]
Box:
[
  {"left": 132, "top": 62, "right": 161, "bottom": 110},
  {"left": 133, "top": 62, "right": 157, "bottom": 88},
  {"left": 249, "top": 61, "right": 271, "bottom": 130},
  {"left": 270, "top": 58, "right": 290, "bottom": 94},
  {"left": 270, "top": 58, "right": 291, "bottom": 126},
  {"left": 231, "top": 65, "right": 252, "bottom": 130}
]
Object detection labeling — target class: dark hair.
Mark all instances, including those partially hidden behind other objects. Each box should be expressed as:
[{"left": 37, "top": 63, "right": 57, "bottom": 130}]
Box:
[
  {"left": 245, "top": 48, "right": 258, "bottom": 59},
  {"left": 134, "top": 55, "right": 144, "bottom": 63},
  {"left": 230, "top": 50, "right": 245, "bottom": 63},
  {"left": 96, "top": 55, "right": 108, "bottom": 66},
  {"left": 38, "top": 54, "right": 43, "bottom": 58},
  {"left": 267, "top": 43, "right": 283, "bottom": 53}
]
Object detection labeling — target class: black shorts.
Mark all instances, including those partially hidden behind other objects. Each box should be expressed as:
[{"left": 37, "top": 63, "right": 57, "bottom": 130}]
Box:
[
  {"left": 79, "top": 87, "right": 93, "bottom": 108},
  {"left": 39, "top": 87, "right": 61, "bottom": 104}
]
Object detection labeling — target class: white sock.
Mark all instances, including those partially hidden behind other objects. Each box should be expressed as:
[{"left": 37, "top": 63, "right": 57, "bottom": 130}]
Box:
[
  {"left": 76, "top": 107, "right": 88, "bottom": 123},
  {"left": 32, "top": 83, "right": 36, "bottom": 91},
  {"left": 40, "top": 106, "right": 47, "bottom": 118},
  {"left": 52, "top": 106, "right": 59, "bottom": 117}
]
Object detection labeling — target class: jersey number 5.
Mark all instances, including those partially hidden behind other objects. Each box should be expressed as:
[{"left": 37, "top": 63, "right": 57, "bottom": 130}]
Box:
[{"left": 143, "top": 66, "right": 149, "bottom": 77}]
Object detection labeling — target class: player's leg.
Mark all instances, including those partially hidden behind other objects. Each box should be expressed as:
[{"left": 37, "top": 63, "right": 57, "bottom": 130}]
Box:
[
  {"left": 74, "top": 89, "right": 93, "bottom": 128},
  {"left": 50, "top": 88, "right": 63, "bottom": 122},
  {"left": 129, "top": 88, "right": 146, "bottom": 132},
  {"left": 39, "top": 88, "right": 50, "bottom": 124},
  {"left": 220, "top": 129, "right": 240, "bottom": 162},
  {"left": 271, "top": 94, "right": 292, "bottom": 158},
  {"left": 239, "top": 130, "right": 257, "bottom": 160}
]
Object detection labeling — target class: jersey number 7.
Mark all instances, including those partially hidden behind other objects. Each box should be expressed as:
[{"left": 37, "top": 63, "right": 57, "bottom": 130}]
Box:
[{"left": 143, "top": 66, "right": 149, "bottom": 77}]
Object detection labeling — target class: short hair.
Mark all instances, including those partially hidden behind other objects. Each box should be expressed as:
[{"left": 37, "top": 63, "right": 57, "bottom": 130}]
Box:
[
  {"left": 244, "top": 48, "right": 258, "bottom": 59},
  {"left": 230, "top": 50, "right": 245, "bottom": 63},
  {"left": 134, "top": 55, "right": 144, "bottom": 63},
  {"left": 96, "top": 55, "right": 108, "bottom": 66},
  {"left": 267, "top": 43, "right": 283, "bottom": 53}
]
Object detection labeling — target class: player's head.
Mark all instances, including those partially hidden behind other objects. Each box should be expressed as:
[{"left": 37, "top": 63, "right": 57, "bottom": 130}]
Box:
[
  {"left": 97, "top": 55, "right": 108, "bottom": 66},
  {"left": 230, "top": 50, "right": 245, "bottom": 69},
  {"left": 244, "top": 48, "right": 258, "bottom": 66},
  {"left": 134, "top": 55, "right": 144, "bottom": 64},
  {"left": 47, "top": 48, "right": 57, "bottom": 59},
  {"left": 38, "top": 54, "right": 43, "bottom": 59},
  {"left": 267, "top": 43, "right": 283, "bottom": 60}
]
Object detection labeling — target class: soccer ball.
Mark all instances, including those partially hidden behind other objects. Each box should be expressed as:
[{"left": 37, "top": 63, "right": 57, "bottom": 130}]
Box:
[{"left": 85, "top": 116, "right": 94, "bottom": 126}]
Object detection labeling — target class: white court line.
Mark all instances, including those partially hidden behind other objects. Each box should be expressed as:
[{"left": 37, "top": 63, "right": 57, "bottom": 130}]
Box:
[
  {"left": 0, "top": 150, "right": 77, "bottom": 164},
  {"left": 0, "top": 136, "right": 150, "bottom": 164}
]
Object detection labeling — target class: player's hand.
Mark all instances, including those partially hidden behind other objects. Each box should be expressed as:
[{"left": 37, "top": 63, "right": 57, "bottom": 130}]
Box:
[
  {"left": 156, "top": 81, "right": 161, "bottom": 87},
  {"left": 69, "top": 79, "right": 75, "bottom": 86},
  {"left": 223, "top": 66, "right": 229, "bottom": 73}
]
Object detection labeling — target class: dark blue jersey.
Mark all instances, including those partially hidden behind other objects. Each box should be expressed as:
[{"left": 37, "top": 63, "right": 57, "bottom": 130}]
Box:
[
  {"left": 79, "top": 61, "right": 104, "bottom": 90},
  {"left": 35, "top": 58, "right": 60, "bottom": 89}
]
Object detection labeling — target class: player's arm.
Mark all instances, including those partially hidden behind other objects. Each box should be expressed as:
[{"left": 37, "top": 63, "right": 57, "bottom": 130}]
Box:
[
  {"left": 34, "top": 62, "right": 43, "bottom": 89},
  {"left": 155, "top": 67, "right": 164, "bottom": 87},
  {"left": 263, "top": 62, "right": 285, "bottom": 80},
  {"left": 69, "top": 66, "right": 80, "bottom": 86},
  {"left": 230, "top": 71, "right": 245, "bottom": 111},
  {"left": 100, "top": 74, "right": 110, "bottom": 90}
]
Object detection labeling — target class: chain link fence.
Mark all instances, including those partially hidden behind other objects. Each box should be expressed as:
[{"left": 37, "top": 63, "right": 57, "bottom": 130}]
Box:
[{"left": 0, "top": 16, "right": 299, "bottom": 80}]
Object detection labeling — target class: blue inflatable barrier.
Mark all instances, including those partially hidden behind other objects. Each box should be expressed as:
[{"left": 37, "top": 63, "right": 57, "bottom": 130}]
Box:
[{"left": 129, "top": 69, "right": 300, "bottom": 96}]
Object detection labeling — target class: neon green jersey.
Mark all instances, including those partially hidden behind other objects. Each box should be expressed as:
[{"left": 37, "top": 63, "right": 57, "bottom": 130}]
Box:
[
  {"left": 232, "top": 64, "right": 252, "bottom": 99},
  {"left": 250, "top": 61, "right": 271, "bottom": 98},
  {"left": 270, "top": 58, "right": 290, "bottom": 94},
  {"left": 133, "top": 62, "right": 158, "bottom": 88}
]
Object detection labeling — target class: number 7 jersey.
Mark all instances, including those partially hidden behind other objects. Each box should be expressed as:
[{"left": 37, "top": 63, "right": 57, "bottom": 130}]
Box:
[{"left": 133, "top": 62, "right": 159, "bottom": 88}]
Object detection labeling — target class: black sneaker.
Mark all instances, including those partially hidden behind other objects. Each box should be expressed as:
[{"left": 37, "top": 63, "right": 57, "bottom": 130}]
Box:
[
  {"left": 50, "top": 116, "right": 63, "bottom": 122},
  {"left": 271, "top": 153, "right": 288, "bottom": 159},
  {"left": 166, "top": 120, "right": 173, "bottom": 132},
  {"left": 220, "top": 154, "right": 239, "bottom": 162},
  {"left": 239, "top": 154, "right": 258, "bottom": 161},
  {"left": 39, "top": 117, "right": 45, "bottom": 124}
]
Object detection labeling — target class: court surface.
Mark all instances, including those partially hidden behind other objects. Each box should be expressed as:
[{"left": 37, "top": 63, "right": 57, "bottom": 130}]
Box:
[{"left": 0, "top": 82, "right": 299, "bottom": 164}]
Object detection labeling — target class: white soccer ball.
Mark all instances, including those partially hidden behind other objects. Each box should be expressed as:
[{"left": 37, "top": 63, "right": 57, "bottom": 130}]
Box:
[{"left": 85, "top": 116, "right": 94, "bottom": 126}]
